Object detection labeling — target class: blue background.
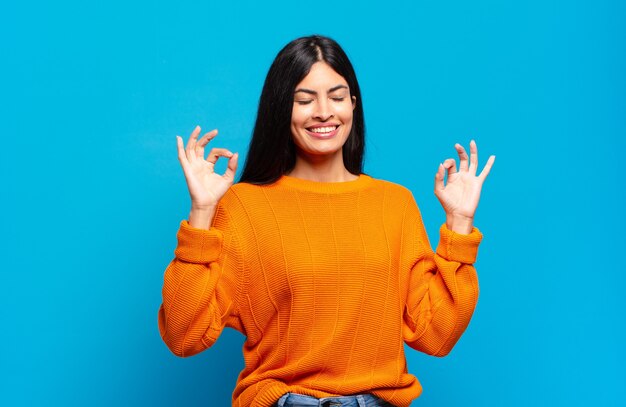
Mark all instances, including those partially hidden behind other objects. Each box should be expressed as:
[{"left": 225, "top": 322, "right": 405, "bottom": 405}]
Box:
[{"left": 2, "top": 0, "right": 625, "bottom": 405}]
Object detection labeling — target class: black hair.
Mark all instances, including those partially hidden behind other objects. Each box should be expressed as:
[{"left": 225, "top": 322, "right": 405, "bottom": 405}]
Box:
[{"left": 238, "top": 35, "right": 365, "bottom": 185}]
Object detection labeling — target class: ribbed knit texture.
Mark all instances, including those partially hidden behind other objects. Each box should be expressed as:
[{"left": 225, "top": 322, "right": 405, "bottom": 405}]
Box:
[{"left": 158, "top": 174, "right": 482, "bottom": 407}]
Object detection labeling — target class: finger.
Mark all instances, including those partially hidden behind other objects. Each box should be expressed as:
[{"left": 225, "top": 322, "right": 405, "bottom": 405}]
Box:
[
  {"left": 434, "top": 163, "right": 445, "bottom": 194},
  {"left": 455, "top": 143, "right": 469, "bottom": 172},
  {"left": 186, "top": 125, "right": 202, "bottom": 161},
  {"left": 223, "top": 152, "right": 239, "bottom": 182},
  {"left": 176, "top": 136, "right": 191, "bottom": 172},
  {"left": 205, "top": 148, "right": 234, "bottom": 171},
  {"left": 469, "top": 140, "right": 478, "bottom": 174},
  {"left": 197, "top": 129, "right": 218, "bottom": 148},
  {"left": 443, "top": 158, "right": 457, "bottom": 178},
  {"left": 479, "top": 155, "right": 496, "bottom": 181},
  {"left": 195, "top": 129, "right": 218, "bottom": 159},
  {"left": 177, "top": 135, "right": 187, "bottom": 164}
]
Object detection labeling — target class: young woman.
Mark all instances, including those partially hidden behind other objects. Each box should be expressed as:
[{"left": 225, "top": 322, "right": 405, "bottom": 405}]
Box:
[{"left": 158, "top": 35, "right": 495, "bottom": 407}]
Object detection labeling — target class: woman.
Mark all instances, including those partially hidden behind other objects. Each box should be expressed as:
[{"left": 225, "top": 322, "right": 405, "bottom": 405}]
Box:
[{"left": 158, "top": 35, "right": 495, "bottom": 407}]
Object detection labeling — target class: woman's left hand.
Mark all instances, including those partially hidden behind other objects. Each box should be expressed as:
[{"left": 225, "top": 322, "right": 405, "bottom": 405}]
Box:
[{"left": 434, "top": 140, "right": 495, "bottom": 234}]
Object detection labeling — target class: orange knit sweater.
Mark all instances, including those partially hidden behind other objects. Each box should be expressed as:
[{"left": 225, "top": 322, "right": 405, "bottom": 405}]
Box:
[{"left": 158, "top": 174, "right": 482, "bottom": 407}]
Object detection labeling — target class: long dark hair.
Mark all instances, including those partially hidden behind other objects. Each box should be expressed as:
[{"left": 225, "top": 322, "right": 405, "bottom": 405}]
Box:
[{"left": 238, "top": 35, "right": 365, "bottom": 185}]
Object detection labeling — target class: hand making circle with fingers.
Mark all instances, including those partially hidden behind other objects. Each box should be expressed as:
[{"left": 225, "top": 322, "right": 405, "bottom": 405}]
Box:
[
  {"left": 434, "top": 140, "right": 495, "bottom": 221},
  {"left": 176, "top": 125, "right": 239, "bottom": 210}
]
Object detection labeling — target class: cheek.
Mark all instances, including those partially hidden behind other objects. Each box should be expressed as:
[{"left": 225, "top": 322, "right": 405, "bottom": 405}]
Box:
[
  {"left": 339, "top": 104, "right": 354, "bottom": 123},
  {"left": 291, "top": 105, "right": 309, "bottom": 127}
]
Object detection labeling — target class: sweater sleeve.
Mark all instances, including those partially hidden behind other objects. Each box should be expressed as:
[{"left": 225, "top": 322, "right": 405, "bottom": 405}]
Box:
[
  {"left": 157, "top": 202, "right": 244, "bottom": 357},
  {"left": 401, "top": 193, "right": 482, "bottom": 357}
]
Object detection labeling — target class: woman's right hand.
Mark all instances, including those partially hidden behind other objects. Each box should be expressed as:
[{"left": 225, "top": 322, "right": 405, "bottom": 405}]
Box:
[{"left": 177, "top": 125, "right": 238, "bottom": 229}]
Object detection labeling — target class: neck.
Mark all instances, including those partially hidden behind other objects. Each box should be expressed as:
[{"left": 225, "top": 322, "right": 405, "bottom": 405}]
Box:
[{"left": 288, "top": 152, "right": 358, "bottom": 183}]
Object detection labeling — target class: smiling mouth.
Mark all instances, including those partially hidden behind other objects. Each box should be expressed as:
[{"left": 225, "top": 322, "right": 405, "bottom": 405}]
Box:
[{"left": 307, "top": 125, "right": 339, "bottom": 135}]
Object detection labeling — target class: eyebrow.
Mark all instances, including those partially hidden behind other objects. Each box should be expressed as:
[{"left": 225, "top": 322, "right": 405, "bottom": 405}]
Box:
[{"left": 294, "top": 84, "right": 349, "bottom": 95}]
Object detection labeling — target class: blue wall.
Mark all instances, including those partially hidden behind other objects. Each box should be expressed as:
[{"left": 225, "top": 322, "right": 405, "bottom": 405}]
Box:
[{"left": 2, "top": 0, "right": 625, "bottom": 405}]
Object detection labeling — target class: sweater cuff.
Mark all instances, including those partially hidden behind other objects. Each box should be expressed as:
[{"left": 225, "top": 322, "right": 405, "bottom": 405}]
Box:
[
  {"left": 174, "top": 220, "right": 223, "bottom": 264},
  {"left": 435, "top": 224, "right": 483, "bottom": 264}
]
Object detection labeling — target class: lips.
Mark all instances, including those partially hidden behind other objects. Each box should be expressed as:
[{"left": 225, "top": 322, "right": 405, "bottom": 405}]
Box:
[{"left": 305, "top": 124, "right": 340, "bottom": 139}]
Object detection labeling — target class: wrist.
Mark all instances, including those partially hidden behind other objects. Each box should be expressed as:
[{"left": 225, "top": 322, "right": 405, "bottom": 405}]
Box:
[
  {"left": 190, "top": 202, "right": 217, "bottom": 212},
  {"left": 188, "top": 205, "right": 217, "bottom": 230},
  {"left": 446, "top": 213, "right": 474, "bottom": 235}
]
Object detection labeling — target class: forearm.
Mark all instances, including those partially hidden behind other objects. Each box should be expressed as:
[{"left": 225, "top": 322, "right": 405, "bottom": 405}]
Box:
[
  {"left": 158, "top": 259, "right": 223, "bottom": 357},
  {"left": 404, "top": 225, "right": 482, "bottom": 355},
  {"left": 404, "top": 255, "right": 479, "bottom": 356},
  {"left": 158, "top": 221, "right": 230, "bottom": 357}
]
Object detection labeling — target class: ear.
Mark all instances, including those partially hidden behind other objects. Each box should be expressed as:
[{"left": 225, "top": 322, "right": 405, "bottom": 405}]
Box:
[{"left": 351, "top": 95, "right": 357, "bottom": 110}]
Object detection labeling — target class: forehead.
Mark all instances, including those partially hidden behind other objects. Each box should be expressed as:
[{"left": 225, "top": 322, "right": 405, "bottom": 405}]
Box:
[{"left": 296, "top": 62, "right": 348, "bottom": 89}]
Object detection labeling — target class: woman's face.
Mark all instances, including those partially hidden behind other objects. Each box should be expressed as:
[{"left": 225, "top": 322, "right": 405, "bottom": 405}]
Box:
[{"left": 290, "top": 62, "right": 356, "bottom": 161}]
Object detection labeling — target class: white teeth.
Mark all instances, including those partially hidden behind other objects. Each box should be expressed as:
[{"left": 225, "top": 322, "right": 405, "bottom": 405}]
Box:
[{"left": 309, "top": 126, "right": 337, "bottom": 133}]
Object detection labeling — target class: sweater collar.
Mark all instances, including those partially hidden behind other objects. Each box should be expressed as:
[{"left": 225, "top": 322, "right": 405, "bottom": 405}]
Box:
[{"left": 274, "top": 173, "right": 373, "bottom": 194}]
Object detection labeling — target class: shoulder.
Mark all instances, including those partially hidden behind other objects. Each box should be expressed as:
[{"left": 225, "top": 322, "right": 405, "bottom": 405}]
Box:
[
  {"left": 366, "top": 175, "right": 415, "bottom": 202},
  {"left": 218, "top": 182, "right": 268, "bottom": 208},
  {"left": 211, "top": 183, "right": 271, "bottom": 231},
  {"left": 230, "top": 181, "right": 267, "bottom": 196}
]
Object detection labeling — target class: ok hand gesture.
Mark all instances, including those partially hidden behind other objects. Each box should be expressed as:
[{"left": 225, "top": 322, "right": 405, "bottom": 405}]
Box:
[
  {"left": 177, "top": 126, "right": 238, "bottom": 229},
  {"left": 434, "top": 140, "right": 495, "bottom": 234}
]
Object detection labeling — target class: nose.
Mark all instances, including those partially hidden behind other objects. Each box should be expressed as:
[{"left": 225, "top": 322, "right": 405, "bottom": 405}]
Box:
[{"left": 313, "top": 98, "right": 333, "bottom": 121}]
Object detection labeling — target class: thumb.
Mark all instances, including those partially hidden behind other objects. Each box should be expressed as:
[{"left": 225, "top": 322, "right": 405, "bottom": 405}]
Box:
[{"left": 223, "top": 152, "right": 239, "bottom": 183}]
